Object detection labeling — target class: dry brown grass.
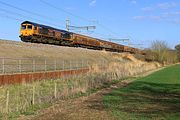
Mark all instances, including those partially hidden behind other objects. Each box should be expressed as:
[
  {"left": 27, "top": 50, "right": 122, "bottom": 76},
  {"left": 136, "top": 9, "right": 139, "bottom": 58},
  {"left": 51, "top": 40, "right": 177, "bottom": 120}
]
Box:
[
  {"left": 0, "top": 39, "right": 126, "bottom": 62},
  {"left": 0, "top": 39, "right": 162, "bottom": 119},
  {"left": 0, "top": 56, "right": 160, "bottom": 117},
  {"left": 17, "top": 59, "right": 161, "bottom": 120}
]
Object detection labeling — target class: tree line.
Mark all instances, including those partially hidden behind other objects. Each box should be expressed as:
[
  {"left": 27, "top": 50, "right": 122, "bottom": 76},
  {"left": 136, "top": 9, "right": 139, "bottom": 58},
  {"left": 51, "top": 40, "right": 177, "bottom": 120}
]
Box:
[{"left": 145, "top": 40, "right": 180, "bottom": 64}]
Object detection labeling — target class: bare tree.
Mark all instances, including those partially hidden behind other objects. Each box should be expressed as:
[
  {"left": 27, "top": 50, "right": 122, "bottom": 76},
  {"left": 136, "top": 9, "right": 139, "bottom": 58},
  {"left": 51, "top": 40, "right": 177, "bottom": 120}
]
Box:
[
  {"left": 151, "top": 40, "right": 169, "bottom": 63},
  {"left": 175, "top": 44, "right": 180, "bottom": 62}
]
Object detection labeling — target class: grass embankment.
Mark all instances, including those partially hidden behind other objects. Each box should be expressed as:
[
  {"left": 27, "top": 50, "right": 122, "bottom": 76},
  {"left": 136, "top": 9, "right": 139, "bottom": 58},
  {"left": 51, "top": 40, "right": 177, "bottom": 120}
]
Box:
[
  {"left": 104, "top": 64, "right": 180, "bottom": 120},
  {"left": 0, "top": 73, "right": 111, "bottom": 119},
  {"left": 0, "top": 59, "right": 159, "bottom": 119},
  {"left": 0, "top": 39, "right": 123, "bottom": 62}
]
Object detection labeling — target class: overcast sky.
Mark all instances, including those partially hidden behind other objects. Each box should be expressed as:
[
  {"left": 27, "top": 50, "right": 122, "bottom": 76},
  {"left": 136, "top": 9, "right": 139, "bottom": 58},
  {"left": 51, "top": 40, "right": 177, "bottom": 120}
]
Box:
[{"left": 0, "top": 0, "right": 179, "bottom": 49}]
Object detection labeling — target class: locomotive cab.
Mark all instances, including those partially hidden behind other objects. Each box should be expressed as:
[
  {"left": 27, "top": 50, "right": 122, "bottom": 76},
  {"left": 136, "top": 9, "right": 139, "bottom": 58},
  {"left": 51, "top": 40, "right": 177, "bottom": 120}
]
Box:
[
  {"left": 20, "top": 24, "right": 34, "bottom": 36},
  {"left": 20, "top": 21, "right": 39, "bottom": 38}
]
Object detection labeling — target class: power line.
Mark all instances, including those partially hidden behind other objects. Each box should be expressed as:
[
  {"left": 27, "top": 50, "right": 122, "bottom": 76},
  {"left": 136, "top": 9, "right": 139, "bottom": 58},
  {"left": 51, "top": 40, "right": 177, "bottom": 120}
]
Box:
[
  {"left": 0, "top": 12, "right": 22, "bottom": 22},
  {"left": 0, "top": 8, "right": 36, "bottom": 21},
  {"left": 108, "top": 38, "right": 129, "bottom": 42},
  {"left": 1, "top": 0, "right": 115, "bottom": 40},
  {"left": 0, "top": 0, "right": 121, "bottom": 43},
  {"left": 0, "top": 11, "right": 126, "bottom": 46},
  {"left": 69, "top": 25, "right": 96, "bottom": 30},
  {"left": 0, "top": 1, "right": 66, "bottom": 28},
  {"left": 39, "top": 0, "right": 119, "bottom": 37},
  {"left": 40, "top": 0, "right": 91, "bottom": 22},
  {"left": 66, "top": 19, "right": 96, "bottom": 32},
  {"left": 0, "top": 1, "right": 52, "bottom": 20},
  {"left": 96, "top": 23, "right": 118, "bottom": 36},
  {"left": 65, "top": 19, "right": 108, "bottom": 40},
  {"left": 0, "top": 7, "right": 65, "bottom": 29},
  {"left": 0, "top": 4, "right": 106, "bottom": 40}
]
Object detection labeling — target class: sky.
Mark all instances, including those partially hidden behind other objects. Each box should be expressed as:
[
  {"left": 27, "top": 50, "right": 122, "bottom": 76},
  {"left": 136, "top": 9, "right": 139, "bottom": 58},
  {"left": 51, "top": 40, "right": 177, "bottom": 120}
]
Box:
[{"left": 0, "top": 0, "right": 180, "bottom": 49}]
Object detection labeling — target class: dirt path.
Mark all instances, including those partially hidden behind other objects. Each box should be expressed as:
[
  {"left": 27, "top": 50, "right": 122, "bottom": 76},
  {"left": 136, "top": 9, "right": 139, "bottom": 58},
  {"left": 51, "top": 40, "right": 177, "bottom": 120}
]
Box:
[
  {"left": 18, "top": 68, "right": 163, "bottom": 120},
  {"left": 17, "top": 80, "right": 131, "bottom": 120}
]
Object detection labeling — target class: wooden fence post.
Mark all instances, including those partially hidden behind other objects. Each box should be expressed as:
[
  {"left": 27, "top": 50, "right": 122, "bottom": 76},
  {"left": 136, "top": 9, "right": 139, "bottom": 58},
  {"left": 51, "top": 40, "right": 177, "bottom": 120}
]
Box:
[
  {"left": 81, "top": 60, "right": 83, "bottom": 69},
  {"left": 70, "top": 60, "right": 71, "bottom": 70},
  {"left": 63, "top": 60, "right": 65, "bottom": 70},
  {"left": 33, "top": 59, "right": 35, "bottom": 72},
  {"left": 16, "top": 88, "right": 19, "bottom": 112},
  {"left": 77, "top": 61, "right": 79, "bottom": 70},
  {"left": 2, "top": 58, "right": 5, "bottom": 74},
  {"left": 54, "top": 82, "right": 57, "bottom": 99},
  {"left": 32, "top": 85, "right": 35, "bottom": 105},
  {"left": 19, "top": 59, "right": 21, "bottom": 73},
  {"left": 45, "top": 59, "right": 47, "bottom": 72},
  {"left": 87, "top": 60, "right": 89, "bottom": 68},
  {"left": 54, "top": 59, "right": 57, "bottom": 71},
  {"left": 6, "top": 90, "right": 9, "bottom": 114}
]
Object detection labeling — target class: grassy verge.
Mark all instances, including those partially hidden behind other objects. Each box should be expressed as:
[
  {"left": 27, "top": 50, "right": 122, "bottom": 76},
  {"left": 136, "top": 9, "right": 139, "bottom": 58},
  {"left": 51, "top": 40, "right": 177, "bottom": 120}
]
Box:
[
  {"left": 0, "top": 71, "right": 124, "bottom": 119},
  {"left": 103, "top": 64, "right": 180, "bottom": 120},
  {"left": 0, "top": 61, "right": 159, "bottom": 119}
]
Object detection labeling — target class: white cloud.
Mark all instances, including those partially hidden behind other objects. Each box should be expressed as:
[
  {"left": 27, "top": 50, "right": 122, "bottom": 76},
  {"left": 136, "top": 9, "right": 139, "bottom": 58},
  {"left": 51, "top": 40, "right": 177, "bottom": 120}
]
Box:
[
  {"left": 157, "top": 2, "right": 178, "bottom": 9},
  {"left": 133, "top": 12, "right": 180, "bottom": 24},
  {"left": 171, "top": 19, "right": 180, "bottom": 24},
  {"left": 149, "top": 15, "right": 161, "bottom": 21},
  {"left": 141, "top": 2, "right": 180, "bottom": 12},
  {"left": 133, "top": 16, "right": 145, "bottom": 20},
  {"left": 65, "top": 7, "right": 75, "bottom": 11},
  {"left": 131, "top": 0, "right": 137, "bottom": 4},
  {"left": 89, "top": 0, "right": 97, "bottom": 7},
  {"left": 162, "top": 12, "right": 180, "bottom": 17},
  {"left": 141, "top": 7, "right": 154, "bottom": 12},
  {"left": 133, "top": 15, "right": 162, "bottom": 21},
  {"left": 135, "top": 2, "right": 180, "bottom": 24}
]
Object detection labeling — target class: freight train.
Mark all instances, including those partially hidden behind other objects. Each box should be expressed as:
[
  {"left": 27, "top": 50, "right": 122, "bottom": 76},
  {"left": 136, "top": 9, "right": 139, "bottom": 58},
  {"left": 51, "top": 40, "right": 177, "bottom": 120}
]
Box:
[{"left": 20, "top": 21, "right": 144, "bottom": 54}]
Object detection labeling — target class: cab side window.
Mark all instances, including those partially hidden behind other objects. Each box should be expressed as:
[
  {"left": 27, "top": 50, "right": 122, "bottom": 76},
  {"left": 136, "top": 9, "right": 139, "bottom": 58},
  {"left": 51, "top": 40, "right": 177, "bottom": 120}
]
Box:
[
  {"left": 39, "top": 27, "right": 42, "bottom": 34},
  {"left": 34, "top": 26, "right": 37, "bottom": 30},
  {"left": 21, "top": 25, "right": 26, "bottom": 30},
  {"left": 27, "top": 25, "right": 32, "bottom": 30},
  {"left": 62, "top": 33, "right": 71, "bottom": 39}
]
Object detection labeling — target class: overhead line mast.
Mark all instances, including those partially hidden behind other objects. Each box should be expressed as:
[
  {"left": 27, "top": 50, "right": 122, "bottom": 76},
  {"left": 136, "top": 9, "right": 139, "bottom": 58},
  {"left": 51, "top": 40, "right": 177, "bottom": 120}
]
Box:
[
  {"left": 39, "top": 0, "right": 119, "bottom": 37},
  {"left": 66, "top": 19, "right": 96, "bottom": 32},
  {"left": 108, "top": 38, "right": 129, "bottom": 42}
]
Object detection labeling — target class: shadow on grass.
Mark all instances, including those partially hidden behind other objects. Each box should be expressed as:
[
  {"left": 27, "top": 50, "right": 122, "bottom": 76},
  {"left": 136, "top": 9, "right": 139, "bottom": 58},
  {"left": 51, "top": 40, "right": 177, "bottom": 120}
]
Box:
[{"left": 102, "top": 81, "right": 180, "bottom": 119}]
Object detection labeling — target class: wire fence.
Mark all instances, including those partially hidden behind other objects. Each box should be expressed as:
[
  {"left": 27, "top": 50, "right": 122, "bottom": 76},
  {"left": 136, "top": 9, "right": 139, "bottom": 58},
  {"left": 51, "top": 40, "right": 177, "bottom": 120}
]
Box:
[
  {"left": 0, "top": 65, "right": 114, "bottom": 118},
  {"left": 0, "top": 57, "right": 159, "bottom": 119},
  {"left": 0, "top": 57, "right": 110, "bottom": 118},
  {"left": 0, "top": 57, "right": 108, "bottom": 75}
]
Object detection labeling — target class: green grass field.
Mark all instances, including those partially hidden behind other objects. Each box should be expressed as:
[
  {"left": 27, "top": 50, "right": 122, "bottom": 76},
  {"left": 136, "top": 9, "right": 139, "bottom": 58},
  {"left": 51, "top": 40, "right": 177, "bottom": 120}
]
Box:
[{"left": 103, "top": 64, "right": 180, "bottom": 120}]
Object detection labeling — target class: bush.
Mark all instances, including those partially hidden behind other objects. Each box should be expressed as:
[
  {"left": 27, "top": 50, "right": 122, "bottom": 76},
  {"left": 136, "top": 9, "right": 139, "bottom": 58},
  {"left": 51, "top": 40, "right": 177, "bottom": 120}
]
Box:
[
  {"left": 175, "top": 44, "right": 180, "bottom": 62},
  {"left": 150, "top": 40, "right": 178, "bottom": 64}
]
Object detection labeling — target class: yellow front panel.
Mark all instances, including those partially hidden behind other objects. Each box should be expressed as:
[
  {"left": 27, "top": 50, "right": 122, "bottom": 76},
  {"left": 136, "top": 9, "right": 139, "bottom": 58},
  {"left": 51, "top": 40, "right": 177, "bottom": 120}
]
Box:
[{"left": 20, "top": 24, "right": 34, "bottom": 36}]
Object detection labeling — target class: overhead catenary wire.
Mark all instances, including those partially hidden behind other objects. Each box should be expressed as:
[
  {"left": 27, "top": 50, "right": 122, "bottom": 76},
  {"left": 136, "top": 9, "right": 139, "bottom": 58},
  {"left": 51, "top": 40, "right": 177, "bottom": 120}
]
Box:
[
  {"left": 0, "top": 1, "right": 53, "bottom": 20},
  {"left": 40, "top": 0, "right": 91, "bottom": 23},
  {"left": 0, "top": 4, "right": 107, "bottom": 40},
  {"left": 0, "top": 1, "right": 66, "bottom": 29},
  {"left": 39, "top": 0, "right": 119, "bottom": 37},
  {"left": 0, "top": 7, "right": 65, "bottom": 29},
  {"left": 0, "top": 0, "right": 127, "bottom": 45},
  {"left": 0, "top": 5, "right": 106, "bottom": 42},
  {"left": 0, "top": 0, "right": 117, "bottom": 41},
  {"left": 0, "top": 12, "right": 22, "bottom": 22}
]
